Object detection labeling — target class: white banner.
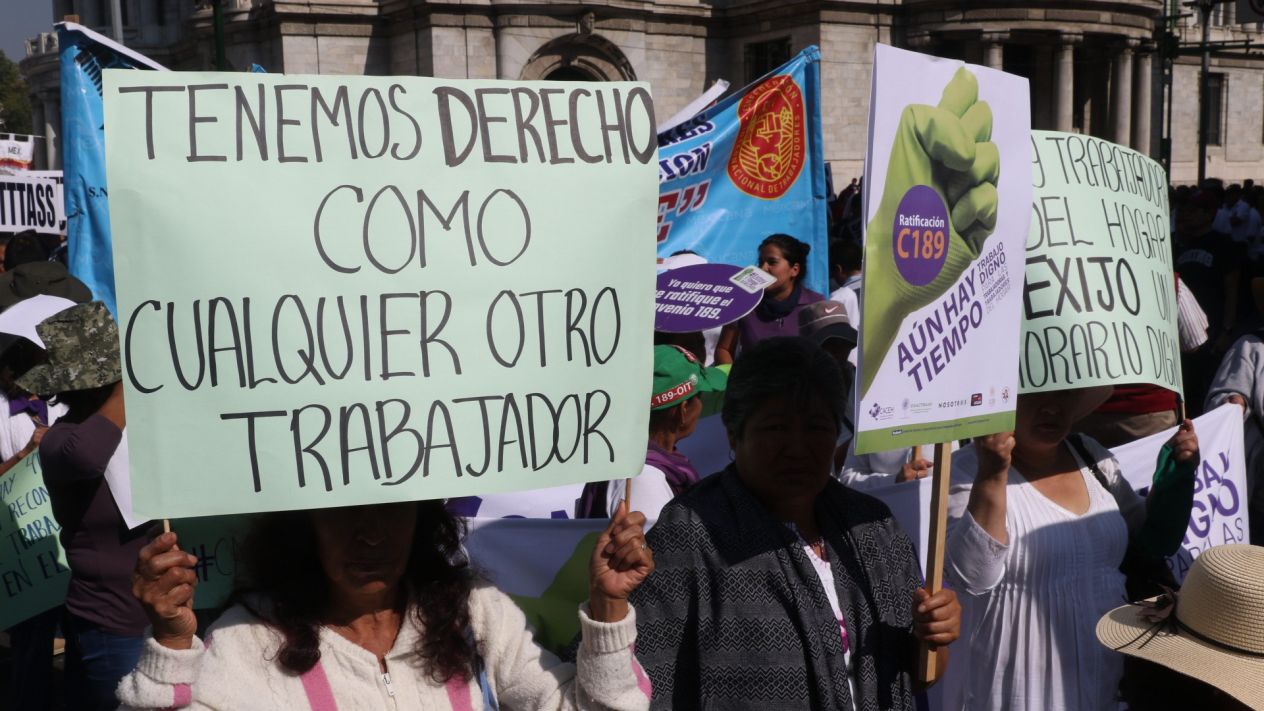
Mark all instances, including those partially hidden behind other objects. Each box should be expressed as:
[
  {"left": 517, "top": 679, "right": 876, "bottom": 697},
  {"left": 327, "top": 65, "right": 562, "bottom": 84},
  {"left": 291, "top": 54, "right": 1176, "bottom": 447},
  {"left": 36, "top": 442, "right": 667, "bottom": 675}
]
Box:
[
  {"left": 0, "top": 136, "right": 36, "bottom": 172},
  {"left": 0, "top": 171, "right": 65, "bottom": 234},
  {"left": 866, "top": 404, "right": 1249, "bottom": 582},
  {"left": 1110, "top": 403, "right": 1249, "bottom": 579},
  {"left": 458, "top": 407, "right": 1246, "bottom": 711},
  {"left": 460, "top": 403, "right": 1248, "bottom": 584}
]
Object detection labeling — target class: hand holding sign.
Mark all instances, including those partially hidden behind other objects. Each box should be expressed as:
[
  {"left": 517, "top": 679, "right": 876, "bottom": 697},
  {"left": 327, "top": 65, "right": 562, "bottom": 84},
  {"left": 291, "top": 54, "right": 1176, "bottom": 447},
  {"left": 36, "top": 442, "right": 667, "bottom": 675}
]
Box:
[
  {"left": 588, "top": 502, "right": 654, "bottom": 623},
  {"left": 861, "top": 67, "right": 1000, "bottom": 397},
  {"left": 133, "top": 531, "right": 199, "bottom": 650},
  {"left": 912, "top": 586, "right": 961, "bottom": 648},
  {"left": 1168, "top": 419, "right": 1199, "bottom": 464},
  {"left": 897, "top": 457, "right": 933, "bottom": 483}
]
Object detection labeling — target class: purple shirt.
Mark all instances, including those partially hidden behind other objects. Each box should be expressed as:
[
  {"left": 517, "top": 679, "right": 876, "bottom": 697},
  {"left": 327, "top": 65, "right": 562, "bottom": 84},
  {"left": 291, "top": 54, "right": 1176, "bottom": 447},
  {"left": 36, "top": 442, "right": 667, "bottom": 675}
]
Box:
[
  {"left": 737, "top": 288, "right": 825, "bottom": 350},
  {"left": 39, "top": 414, "right": 151, "bottom": 635}
]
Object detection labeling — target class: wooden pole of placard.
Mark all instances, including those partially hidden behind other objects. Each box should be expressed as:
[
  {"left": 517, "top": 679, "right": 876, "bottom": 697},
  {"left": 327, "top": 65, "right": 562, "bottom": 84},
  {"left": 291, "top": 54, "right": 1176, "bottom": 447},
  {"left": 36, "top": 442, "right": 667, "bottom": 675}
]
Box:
[{"left": 917, "top": 440, "right": 953, "bottom": 683}]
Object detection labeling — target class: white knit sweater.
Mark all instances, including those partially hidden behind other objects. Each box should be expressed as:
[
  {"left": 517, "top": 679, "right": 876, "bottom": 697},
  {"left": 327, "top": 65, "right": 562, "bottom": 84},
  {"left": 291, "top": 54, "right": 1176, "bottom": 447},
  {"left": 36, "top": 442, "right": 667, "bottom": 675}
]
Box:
[{"left": 115, "top": 583, "right": 650, "bottom": 710}]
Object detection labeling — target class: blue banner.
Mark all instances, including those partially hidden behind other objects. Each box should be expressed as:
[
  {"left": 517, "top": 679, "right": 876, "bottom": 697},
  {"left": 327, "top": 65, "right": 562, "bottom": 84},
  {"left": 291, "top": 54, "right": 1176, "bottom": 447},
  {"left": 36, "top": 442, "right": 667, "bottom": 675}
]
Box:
[
  {"left": 58, "top": 23, "right": 163, "bottom": 316},
  {"left": 656, "top": 46, "right": 828, "bottom": 296}
]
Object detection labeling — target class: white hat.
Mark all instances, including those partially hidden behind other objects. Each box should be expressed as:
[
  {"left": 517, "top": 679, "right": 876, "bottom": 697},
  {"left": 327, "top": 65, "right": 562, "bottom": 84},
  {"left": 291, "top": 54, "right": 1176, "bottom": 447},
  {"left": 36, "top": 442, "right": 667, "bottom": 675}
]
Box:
[
  {"left": 659, "top": 252, "right": 708, "bottom": 271},
  {"left": 1096, "top": 544, "right": 1264, "bottom": 709}
]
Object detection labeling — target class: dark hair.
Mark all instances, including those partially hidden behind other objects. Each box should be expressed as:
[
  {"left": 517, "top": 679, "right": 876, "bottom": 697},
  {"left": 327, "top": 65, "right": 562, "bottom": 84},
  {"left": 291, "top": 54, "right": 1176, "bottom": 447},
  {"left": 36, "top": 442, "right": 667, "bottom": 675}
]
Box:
[
  {"left": 236, "top": 500, "right": 476, "bottom": 682},
  {"left": 721, "top": 336, "right": 844, "bottom": 438},
  {"left": 51, "top": 382, "right": 117, "bottom": 420},
  {"left": 0, "top": 339, "right": 47, "bottom": 381},
  {"left": 829, "top": 239, "right": 863, "bottom": 273},
  {"left": 4, "top": 232, "right": 47, "bottom": 271},
  {"left": 759, "top": 234, "right": 811, "bottom": 280},
  {"left": 653, "top": 330, "right": 706, "bottom": 363}
]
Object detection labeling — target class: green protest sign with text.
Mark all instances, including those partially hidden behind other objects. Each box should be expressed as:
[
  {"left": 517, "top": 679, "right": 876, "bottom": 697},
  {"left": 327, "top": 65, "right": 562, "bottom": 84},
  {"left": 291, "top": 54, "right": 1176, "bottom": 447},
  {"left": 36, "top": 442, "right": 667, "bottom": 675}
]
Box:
[
  {"left": 103, "top": 72, "right": 657, "bottom": 518},
  {"left": 0, "top": 453, "right": 248, "bottom": 628},
  {"left": 1023, "top": 131, "right": 1180, "bottom": 395},
  {"left": 0, "top": 455, "right": 69, "bottom": 629}
]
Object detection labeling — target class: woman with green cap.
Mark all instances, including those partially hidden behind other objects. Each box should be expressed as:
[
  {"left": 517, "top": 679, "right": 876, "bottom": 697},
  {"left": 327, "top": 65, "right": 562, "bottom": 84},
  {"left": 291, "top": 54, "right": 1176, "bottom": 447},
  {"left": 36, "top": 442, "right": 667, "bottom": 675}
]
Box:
[{"left": 577, "top": 344, "right": 726, "bottom": 524}]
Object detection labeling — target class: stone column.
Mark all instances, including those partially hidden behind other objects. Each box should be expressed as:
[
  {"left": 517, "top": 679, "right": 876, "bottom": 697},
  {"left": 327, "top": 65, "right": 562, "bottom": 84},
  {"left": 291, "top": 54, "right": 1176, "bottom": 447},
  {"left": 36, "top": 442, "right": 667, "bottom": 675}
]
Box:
[
  {"left": 43, "top": 96, "right": 60, "bottom": 170},
  {"left": 983, "top": 32, "right": 1005, "bottom": 70},
  {"left": 1112, "top": 40, "right": 1135, "bottom": 146},
  {"left": 1133, "top": 48, "right": 1153, "bottom": 154},
  {"left": 1034, "top": 44, "right": 1054, "bottom": 129},
  {"left": 30, "top": 100, "right": 45, "bottom": 170},
  {"left": 1055, "top": 35, "right": 1078, "bottom": 132}
]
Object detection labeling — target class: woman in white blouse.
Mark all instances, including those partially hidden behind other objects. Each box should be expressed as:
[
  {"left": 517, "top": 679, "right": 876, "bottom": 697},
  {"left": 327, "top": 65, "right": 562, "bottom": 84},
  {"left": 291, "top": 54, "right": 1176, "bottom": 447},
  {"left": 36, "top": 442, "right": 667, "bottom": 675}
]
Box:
[{"left": 944, "top": 387, "right": 1198, "bottom": 711}]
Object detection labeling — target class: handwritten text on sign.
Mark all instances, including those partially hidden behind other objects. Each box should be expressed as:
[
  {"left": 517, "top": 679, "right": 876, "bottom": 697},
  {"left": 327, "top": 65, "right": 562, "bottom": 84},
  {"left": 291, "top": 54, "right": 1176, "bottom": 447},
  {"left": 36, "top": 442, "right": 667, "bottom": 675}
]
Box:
[
  {"left": 1022, "top": 131, "right": 1180, "bottom": 395},
  {"left": 0, "top": 455, "right": 69, "bottom": 628},
  {"left": 104, "top": 73, "right": 658, "bottom": 518},
  {"left": 0, "top": 449, "right": 250, "bottom": 629}
]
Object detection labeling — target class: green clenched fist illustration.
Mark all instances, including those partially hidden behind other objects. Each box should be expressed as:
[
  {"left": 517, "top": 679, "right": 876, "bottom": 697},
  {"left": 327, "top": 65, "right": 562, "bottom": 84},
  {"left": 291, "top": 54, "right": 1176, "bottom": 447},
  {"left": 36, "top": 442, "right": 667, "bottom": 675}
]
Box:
[{"left": 860, "top": 67, "right": 999, "bottom": 398}]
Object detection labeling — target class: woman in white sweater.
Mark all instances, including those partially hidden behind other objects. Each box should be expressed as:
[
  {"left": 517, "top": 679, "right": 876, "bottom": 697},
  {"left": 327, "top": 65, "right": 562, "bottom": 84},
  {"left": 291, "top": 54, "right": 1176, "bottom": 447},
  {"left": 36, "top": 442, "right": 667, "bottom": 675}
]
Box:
[
  {"left": 943, "top": 387, "right": 1199, "bottom": 711},
  {"left": 118, "top": 499, "right": 655, "bottom": 710}
]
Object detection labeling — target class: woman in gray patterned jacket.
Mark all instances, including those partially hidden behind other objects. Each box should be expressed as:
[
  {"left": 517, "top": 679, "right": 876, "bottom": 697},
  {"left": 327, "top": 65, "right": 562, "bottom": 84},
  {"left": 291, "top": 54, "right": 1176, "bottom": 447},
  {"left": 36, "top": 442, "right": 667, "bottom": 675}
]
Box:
[{"left": 630, "top": 336, "right": 961, "bottom": 710}]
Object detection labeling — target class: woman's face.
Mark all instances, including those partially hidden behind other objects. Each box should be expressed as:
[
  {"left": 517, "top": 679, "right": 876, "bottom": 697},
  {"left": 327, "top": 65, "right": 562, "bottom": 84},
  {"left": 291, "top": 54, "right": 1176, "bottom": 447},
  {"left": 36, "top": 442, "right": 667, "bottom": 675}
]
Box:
[
  {"left": 758, "top": 245, "right": 801, "bottom": 292},
  {"left": 1014, "top": 386, "right": 1113, "bottom": 450},
  {"left": 732, "top": 394, "right": 837, "bottom": 504},
  {"left": 311, "top": 502, "right": 417, "bottom": 601}
]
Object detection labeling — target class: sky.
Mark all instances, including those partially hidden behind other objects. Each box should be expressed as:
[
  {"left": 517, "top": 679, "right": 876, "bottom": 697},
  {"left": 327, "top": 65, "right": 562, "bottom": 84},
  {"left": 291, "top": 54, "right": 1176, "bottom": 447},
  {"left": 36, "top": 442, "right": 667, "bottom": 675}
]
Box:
[{"left": 1, "top": 4, "right": 55, "bottom": 64}]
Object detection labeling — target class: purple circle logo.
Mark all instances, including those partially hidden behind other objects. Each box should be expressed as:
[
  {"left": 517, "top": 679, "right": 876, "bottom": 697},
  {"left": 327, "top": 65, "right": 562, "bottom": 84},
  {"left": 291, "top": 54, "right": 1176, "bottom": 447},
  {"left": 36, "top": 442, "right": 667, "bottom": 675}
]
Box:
[{"left": 892, "top": 185, "right": 950, "bottom": 286}]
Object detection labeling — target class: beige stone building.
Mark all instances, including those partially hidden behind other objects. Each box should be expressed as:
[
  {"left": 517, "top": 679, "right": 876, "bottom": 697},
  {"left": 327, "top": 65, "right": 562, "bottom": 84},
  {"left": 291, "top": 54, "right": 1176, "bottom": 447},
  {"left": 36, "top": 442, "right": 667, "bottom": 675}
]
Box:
[{"left": 18, "top": 0, "right": 1264, "bottom": 184}]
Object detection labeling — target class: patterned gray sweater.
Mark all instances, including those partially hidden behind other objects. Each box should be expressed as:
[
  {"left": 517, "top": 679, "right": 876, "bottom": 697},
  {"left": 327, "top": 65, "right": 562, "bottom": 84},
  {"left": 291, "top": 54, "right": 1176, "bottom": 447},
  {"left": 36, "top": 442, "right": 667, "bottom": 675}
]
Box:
[{"left": 630, "top": 468, "right": 924, "bottom": 710}]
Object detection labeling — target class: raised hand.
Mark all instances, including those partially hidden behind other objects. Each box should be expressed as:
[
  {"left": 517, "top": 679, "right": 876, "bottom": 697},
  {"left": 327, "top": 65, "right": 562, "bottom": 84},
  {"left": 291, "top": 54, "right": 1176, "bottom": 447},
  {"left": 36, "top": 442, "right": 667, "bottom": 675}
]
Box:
[
  {"left": 975, "top": 431, "right": 1015, "bottom": 482},
  {"left": 1167, "top": 419, "right": 1199, "bottom": 465},
  {"left": 588, "top": 501, "right": 654, "bottom": 623}
]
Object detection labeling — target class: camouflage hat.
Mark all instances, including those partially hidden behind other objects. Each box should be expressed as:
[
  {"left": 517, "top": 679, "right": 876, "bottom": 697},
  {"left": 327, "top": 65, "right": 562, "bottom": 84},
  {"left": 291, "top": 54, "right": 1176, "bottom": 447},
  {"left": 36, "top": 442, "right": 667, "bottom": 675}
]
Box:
[{"left": 17, "top": 301, "right": 121, "bottom": 396}]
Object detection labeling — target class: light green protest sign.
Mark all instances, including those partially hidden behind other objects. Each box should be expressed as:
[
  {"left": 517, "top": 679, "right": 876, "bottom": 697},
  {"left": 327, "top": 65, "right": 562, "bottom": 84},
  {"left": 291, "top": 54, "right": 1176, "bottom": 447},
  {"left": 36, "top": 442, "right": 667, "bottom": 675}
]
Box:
[
  {"left": 104, "top": 72, "right": 657, "bottom": 519},
  {"left": 1023, "top": 131, "right": 1180, "bottom": 395},
  {"left": 0, "top": 451, "right": 251, "bottom": 628},
  {"left": 0, "top": 455, "right": 68, "bottom": 628}
]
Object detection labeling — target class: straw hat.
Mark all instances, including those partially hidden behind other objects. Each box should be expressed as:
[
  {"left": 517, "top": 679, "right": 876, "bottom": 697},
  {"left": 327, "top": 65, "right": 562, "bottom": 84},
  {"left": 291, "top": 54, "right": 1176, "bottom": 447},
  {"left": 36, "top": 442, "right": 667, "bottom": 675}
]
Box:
[{"left": 1096, "top": 544, "right": 1264, "bottom": 709}]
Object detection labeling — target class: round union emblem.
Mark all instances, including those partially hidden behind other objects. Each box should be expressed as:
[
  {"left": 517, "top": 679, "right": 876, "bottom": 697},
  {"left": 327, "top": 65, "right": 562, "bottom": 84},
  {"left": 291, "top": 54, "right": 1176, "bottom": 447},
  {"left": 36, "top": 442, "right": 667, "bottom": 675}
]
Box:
[{"left": 726, "top": 75, "right": 807, "bottom": 200}]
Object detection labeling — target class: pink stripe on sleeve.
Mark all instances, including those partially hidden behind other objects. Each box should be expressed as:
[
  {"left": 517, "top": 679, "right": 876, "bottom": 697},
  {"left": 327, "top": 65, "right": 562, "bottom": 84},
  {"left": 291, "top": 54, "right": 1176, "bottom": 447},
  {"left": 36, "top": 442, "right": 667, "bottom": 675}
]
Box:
[
  {"left": 300, "top": 661, "right": 339, "bottom": 711},
  {"left": 445, "top": 675, "right": 475, "bottom": 711},
  {"left": 172, "top": 683, "right": 192, "bottom": 707},
  {"left": 630, "top": 646, "right": 652, "bottom": 699}
]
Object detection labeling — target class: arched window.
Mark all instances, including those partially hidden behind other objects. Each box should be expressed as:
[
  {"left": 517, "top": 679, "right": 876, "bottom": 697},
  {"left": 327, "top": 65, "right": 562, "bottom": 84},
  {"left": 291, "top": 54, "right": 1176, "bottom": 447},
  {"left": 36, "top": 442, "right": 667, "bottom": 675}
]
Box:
[{"left": 520, "top": 33, "right": 636, "bottom": 82}]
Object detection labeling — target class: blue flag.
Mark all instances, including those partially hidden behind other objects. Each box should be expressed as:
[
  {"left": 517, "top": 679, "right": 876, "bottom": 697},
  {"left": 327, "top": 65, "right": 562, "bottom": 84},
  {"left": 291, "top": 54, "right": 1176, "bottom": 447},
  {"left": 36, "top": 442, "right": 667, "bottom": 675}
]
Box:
[
  {"left": 58, "top": 22, "right": 164, "bottom": 316},
  {"left": 656, "top": 46, "right": 829, "bottom": 295}
]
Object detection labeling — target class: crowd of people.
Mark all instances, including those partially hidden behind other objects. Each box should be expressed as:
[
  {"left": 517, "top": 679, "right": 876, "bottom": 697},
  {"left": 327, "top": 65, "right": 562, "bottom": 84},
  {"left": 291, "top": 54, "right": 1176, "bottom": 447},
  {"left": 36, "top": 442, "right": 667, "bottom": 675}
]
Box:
[{"left": 0, "top": 173, "right": 1262, "bottom": 711}]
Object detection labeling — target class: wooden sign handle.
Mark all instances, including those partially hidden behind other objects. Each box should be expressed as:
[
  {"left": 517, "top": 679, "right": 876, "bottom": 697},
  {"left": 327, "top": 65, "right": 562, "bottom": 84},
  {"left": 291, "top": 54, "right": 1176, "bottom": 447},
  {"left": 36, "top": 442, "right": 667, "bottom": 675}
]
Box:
[{"left": 917, "top": 440, "right": 953, "bottom": 683}]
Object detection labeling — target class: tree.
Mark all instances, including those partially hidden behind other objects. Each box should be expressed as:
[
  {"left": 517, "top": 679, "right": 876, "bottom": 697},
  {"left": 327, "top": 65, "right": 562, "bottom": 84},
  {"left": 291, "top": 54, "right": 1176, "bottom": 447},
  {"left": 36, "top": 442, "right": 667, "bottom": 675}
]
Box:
[{"left": 0, "top": 50, "right": 33, "bottom": 135}]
